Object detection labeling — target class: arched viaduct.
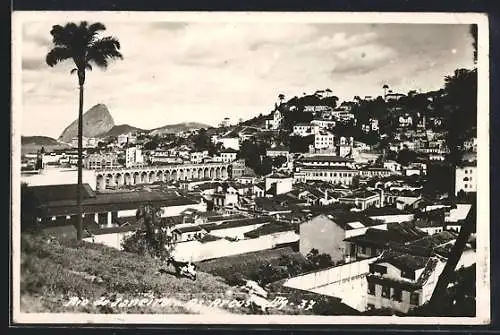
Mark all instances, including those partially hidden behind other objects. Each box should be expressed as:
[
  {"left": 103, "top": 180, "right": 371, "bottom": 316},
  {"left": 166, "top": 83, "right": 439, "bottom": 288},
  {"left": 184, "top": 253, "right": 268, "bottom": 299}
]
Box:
[{"left": 94, "top": 163, "right": 231, "bottom": 191}]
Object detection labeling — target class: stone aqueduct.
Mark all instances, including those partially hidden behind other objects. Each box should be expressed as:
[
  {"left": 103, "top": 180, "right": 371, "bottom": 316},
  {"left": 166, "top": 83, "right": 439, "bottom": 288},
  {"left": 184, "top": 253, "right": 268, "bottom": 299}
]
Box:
[{"left": 94, "top": 162, "right": 232, "bottom": 191}]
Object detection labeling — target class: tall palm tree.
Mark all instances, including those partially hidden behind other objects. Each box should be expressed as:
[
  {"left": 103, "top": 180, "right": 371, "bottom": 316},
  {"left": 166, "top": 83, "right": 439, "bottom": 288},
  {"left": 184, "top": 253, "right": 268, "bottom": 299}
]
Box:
[{"left": 46, "top": 21, "right": 123, "bottom": 240}]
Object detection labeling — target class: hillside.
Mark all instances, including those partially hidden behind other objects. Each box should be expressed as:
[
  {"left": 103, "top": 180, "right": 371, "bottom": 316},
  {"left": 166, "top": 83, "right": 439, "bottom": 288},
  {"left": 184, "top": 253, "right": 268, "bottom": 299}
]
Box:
[
  {"left": 21, "top": 136, "right": 71, "bottom": 155},
  {"left": 149, "top": 122, "right": 212, "bottom": 136},
  {"left": 99, "top": 124, "right": 146, "bottom": 138},
  {"left": 22, "top": 136, "right": 60, "bottom": 146},
  {"left": 20, "top": 233, "right": 247, "bottom": 314},
  {"left": 58, "top": 104, "right": 115, "bottom": 143}
]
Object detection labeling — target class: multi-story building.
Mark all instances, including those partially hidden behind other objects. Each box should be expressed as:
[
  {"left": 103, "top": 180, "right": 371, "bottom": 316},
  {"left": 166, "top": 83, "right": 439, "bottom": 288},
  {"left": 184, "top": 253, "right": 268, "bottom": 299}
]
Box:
[
  {"left": 383, "top": 160, "right": 402, "bottom": 174},
  {"left": 297, "top": 155, "right": 356, "bottom": 169},
  {"left": 265, "top": 109, "right": 283, "bottom": 130},
  {"left": 190, "top": 151, "right": 209, "bottom": 164},
  {"left": 84, "top": 153, "right": 120, "bottom": 170},
  {"left": 125, "top": 146, "right": 144, "bottom": 168},
  {"left": 295, "top": 166, "right": 358, "bottom": 186},
  {"left": 293, "top": 123, "right": 313, "bottom": 137},
  {"left": 366, "top": 250, "right": 446, "bottom": 314},
  {"left": 398, "top": 114, "right": 413, "bottom": 128},
  {"left": 219, "top": 117, "right": 231, "bottom": 128},
  {"left": 220, "top": 148, "right": 238, "bottom": 163},
  {"left": 314, "top": 130, "right": 335, "bottom": 150},
  {"left": 455, "top": 162, "right": 477, "bottom": 195},
  {"left": 359, "top": 167, "right": 394, "bottom": 179},
  {"left": 311, "top": 118, "right": 336, "bottom": 129},
  {"left": 462, "top": 137, "right": 477, "bottom": 152},
  {"left": 231, "top": 159, "right": 246, "bottom": 178}
]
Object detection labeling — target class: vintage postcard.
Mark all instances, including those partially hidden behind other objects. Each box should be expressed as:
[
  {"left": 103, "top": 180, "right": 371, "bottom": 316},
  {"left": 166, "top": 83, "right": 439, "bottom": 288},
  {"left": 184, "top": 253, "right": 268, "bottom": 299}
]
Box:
[{"left": 11, "top": 11, "right": 490, "bottom": 325}]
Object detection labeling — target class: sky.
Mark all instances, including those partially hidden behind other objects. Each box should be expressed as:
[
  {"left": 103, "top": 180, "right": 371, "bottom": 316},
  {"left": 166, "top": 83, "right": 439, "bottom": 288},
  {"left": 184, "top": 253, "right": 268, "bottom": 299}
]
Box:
[{"left": 19, "top": 20, "right": 475, "bottom": 138}]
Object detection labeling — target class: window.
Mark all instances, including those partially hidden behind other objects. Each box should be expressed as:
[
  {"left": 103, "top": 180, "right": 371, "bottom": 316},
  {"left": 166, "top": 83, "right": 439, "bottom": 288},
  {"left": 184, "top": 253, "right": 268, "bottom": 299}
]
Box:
[
  {"left": 368, "top": 283, "right": 376, "bottom": 295},
  {"left": 382, "top": 285, "right": 391, "bottom": 298},
  {"left": 369, "top": 264, "right": 387, "bottom": 274},
  {"left": 361, "top": 246, "right": 366, "bottom": 254},
  {"left": 410, "top": 292, "right": 420, "bottom": 305},
  {"left": 401, "top": 270, "right": 415, "bottom": 280},
  {"left": 392, "top": 288, "right": 402, "bottom": 302}
]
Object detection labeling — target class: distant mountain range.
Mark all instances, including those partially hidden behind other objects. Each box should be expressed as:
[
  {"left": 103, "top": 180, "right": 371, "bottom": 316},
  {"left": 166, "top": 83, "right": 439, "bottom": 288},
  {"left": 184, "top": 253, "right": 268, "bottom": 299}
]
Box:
[{"left": 22, "top": 103, "right": 212, "bottom": 150}]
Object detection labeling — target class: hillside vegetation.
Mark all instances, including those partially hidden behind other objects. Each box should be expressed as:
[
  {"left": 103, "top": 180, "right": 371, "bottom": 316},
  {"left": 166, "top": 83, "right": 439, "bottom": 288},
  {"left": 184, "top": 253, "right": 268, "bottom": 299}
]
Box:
[{"left": 20, "top": 233, "right": 246, "bottom": 314}]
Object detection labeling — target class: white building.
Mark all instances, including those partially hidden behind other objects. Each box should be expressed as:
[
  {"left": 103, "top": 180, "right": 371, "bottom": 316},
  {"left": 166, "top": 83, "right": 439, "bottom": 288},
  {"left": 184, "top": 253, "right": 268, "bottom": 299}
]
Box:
[
  {"left": 293, "top": 123, "right": 313, "bottom": 137},
  {"left": 314, "top": 130, "right": 335, "bottom": 150},
  {"left": 455, "top": 163, "right": 477, "bottom": 195},
  {"left": 190, "top": 151, "right": 209, "bottom": 164},
  {"left": 383, "top": 160, "right": 402, "bottom": 174},
  {"left": 311, "top": 118, "right": 336, "bottom": 130},
  {"left": 398, "top": 114, "right": 413, "bottom": 128},
  {"left": 71, "top": 136, "right": 89, "bottom": 148},
  {"left": 265, "top": 110, "right": 283, "bottom": 130},
  {"left": 220, "top": 148, "right": 238, "bottom": 163},
  {"left": 117, "top": 134, "right": 129, "bottom": 145},
  {"left": 125, "top": 146, "right": 144, "bottom": 168},
  {"left": 218, "top": 136, "right": 240, "bottom": 151},
  {"left": 265, "top": 173, "right": 293, "bottom": 195},
  {"left": 219, "top": 117, "right": 231, "bottom": 128}
]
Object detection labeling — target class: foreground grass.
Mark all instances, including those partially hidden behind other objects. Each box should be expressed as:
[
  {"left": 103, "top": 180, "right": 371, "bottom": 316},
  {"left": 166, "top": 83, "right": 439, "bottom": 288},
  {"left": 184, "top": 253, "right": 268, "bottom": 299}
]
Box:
[{"left": 20, "top": 233, "right": 243, "bottom": 314}]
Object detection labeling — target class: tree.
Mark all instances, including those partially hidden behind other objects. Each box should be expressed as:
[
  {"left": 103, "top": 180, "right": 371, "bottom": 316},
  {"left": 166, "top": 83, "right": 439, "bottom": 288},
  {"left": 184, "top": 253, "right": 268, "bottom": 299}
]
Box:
[
  {"left": 122, "top": 204, "right": 175, "bottom": 259},
  {"left": 46, "top": 21, "right": 123, "bottom": 240},
  {"left": 396, "top": 148, "right": 417, "bottom": 166},
  {"left": 272, "top": 155, "right": 288, "bottom": 169}
]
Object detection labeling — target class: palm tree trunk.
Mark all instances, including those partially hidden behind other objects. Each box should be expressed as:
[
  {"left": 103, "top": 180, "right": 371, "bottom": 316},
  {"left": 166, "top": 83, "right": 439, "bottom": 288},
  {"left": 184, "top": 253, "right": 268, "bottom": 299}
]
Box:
[{"left": 76, "top": 83, "right": 84, "bottom": 241}]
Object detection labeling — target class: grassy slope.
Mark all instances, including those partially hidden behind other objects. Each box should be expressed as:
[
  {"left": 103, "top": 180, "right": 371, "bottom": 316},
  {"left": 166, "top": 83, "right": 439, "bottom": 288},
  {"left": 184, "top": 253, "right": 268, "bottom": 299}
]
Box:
[{"left": 20, "top": 233, "right": 244, "bottom": 314}]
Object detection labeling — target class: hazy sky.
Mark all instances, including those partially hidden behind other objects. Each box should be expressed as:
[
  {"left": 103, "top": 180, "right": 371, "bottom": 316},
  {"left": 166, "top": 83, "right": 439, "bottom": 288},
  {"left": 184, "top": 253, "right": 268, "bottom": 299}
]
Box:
[{"left": 19, "top": 20, "right": 475, "bottom": 138}]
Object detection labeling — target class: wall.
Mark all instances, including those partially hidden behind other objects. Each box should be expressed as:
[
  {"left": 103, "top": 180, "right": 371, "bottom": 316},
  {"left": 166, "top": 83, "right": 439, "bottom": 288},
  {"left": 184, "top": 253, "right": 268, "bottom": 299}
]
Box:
[
  {"left": 170, "top": 231, "right": 299, "bottom": 262},
  {"left": 284, "top": 257, "right": 378, "bottom": 312},
  {"left": 367, "top": 284, "right": 415, "bottom": 313},
  {"left": 299, "top": 215, "right": 347, "bottom": 263},
  {"left": 161, "top": 202, "right": 207, "bottom": 217},
  {"left": 117, "top": 209, "right": 136, "bottom": 218},
  {"left": 82, "top": 231, "right": 135, "bottom": 250}
]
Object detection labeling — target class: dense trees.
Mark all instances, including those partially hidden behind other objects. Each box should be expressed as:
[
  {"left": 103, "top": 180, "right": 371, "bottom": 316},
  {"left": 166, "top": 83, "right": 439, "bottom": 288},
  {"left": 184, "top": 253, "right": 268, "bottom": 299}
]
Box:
[
  {"left": 237, "top": 140, "right": 272, "bottom": 176},
  {"left": 289, "top": 135, "right": 314, "bottom": 153}
]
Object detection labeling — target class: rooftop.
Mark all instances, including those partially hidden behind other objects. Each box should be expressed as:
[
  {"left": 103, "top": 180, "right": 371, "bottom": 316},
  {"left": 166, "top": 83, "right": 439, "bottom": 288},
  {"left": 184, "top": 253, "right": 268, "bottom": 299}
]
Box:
[
  {"left": 339, "top": 190, "right": 379, "bottom": 200},
  {"left": 30, "top": 184, "right": 199, "bottom": 217},
  {"left": 173, "top": 225, "right": 205, "bottom": 234},
  {"left": 299, "top": 155, "right": 354, "bottom": 163},
  {"left": 201, "top": 216, "right": 272, "bottom": 231},
  {"left": 244, "top": 222, "right": 296, "bottom": 238},
  {"left": 344, "top": 222, "right": 427, "bottom": 245},
  {"left": 375, "top": 249, "right": 429, "bottom": 271}
]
